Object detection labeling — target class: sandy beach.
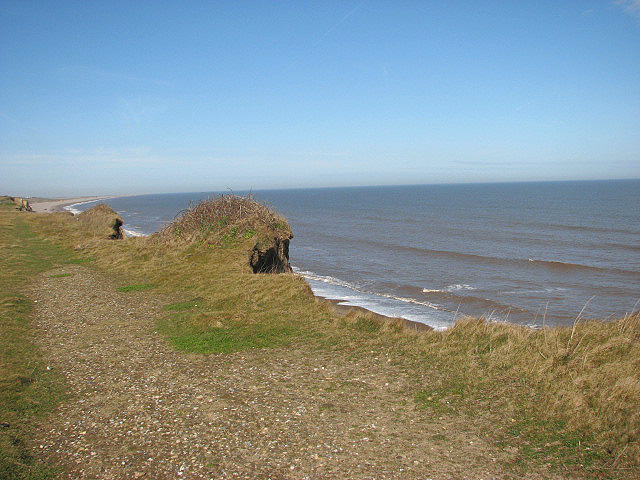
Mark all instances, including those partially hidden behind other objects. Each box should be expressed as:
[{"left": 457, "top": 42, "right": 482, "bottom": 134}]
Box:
[{"left": 29, "top": 196, "right": 116, "bottom": 213}]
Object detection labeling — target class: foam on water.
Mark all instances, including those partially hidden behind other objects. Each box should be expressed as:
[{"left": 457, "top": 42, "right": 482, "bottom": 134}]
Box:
[
  {"left": 64, "top": 199, "right": 103, "bottom": 215},
  {"left": 294, "top": 267, "right": 453, "bottom": 330},
  {"left": 123, "top": 228, "right": 146, "bottom": 238},
  {"left": 422, "top": 284, "right": 476, "bottom": 293}
]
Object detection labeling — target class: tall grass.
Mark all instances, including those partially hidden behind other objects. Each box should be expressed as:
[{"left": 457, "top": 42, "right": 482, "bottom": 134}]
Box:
[
  {"left": 157, "top": 194, "right": 291, "bottom": 246},
  {"left": 414, "top": 314, "right": 640, "bottom": 472}
]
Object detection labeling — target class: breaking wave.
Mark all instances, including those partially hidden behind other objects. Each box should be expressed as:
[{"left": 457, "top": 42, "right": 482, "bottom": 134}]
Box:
[{"left": 295, "top": 269, "right": 442, "bottom": 311}]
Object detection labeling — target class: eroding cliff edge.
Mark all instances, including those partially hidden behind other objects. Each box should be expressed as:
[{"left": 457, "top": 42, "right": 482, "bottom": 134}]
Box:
[
  {"left": 77, "top": 203, "right": 125, "bottom": 239},
  {"left": 249, "top": 235, "right": 291, "bottom": 273}
]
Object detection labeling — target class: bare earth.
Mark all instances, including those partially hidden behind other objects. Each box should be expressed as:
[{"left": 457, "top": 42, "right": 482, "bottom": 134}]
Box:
[{"left": 29, "top": 265, "right": 563, "bottom": 479}]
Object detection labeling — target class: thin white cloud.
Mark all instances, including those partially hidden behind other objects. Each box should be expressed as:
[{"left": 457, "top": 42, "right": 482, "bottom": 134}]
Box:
[
  {"left": 0, "top": 148, "right": 245, "bottom": 170},
  {"left": 0, "top": 147, "right": 157, "bottom": 167},
  {"left": 280, "top": 150, "right": 351, "bottom": 158},
  {"left": 117, "top": 98, "right": 170, "bottom": 126},
  {"left": 60, "top": 66, "right": 173, "bottom": 87},
  {"left": 314, "top": 0, "right": 366, "bottom": 46},
  {"left": 614, "top": 0, "right": 640, "bottom": 19},
  {"left": 0, "top": 112, "right": 39, "bottom": 132},
  {"left": 0, "top": 112, "right": 21, "bottom": 125}
]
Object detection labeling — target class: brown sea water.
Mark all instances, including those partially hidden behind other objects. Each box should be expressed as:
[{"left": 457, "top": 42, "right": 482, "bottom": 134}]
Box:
[{"left": 70, "top": 180, "right": 640, "bottom": 330}]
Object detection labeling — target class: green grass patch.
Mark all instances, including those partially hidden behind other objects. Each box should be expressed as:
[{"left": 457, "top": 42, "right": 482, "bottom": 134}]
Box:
[
  {"left": 158, "top": 311, "right": 298, "bottom": 354},
  {"left": 497, "top": 408, "right": 609, "bottom": 476},
  {"left": 164, "top": 298, "right": 203, "bottom": 311},
  {"left": 116, "top": 283, "right": 156, "bottom": 292},
  {"left": 348, "top": 316, "right": 382, "bottom": 334}
]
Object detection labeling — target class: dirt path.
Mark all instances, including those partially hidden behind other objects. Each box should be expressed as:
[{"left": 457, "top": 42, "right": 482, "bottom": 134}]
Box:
[{"left": 29, "top": 265, "right": 558, "bottom": 479}]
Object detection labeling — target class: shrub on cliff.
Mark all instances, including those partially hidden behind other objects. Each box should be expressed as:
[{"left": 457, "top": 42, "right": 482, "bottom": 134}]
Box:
[{"left": 158, "top": 195, "right": 293, "bottom": 273}]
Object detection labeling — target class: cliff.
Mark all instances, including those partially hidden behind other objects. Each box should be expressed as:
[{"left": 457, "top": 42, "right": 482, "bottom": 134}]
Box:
[
  {"left": 76, "top": 203, "right": 125, "bottom": 239},
  {"left": 157, "top": 194, "right": 292, "bottom": 273}
]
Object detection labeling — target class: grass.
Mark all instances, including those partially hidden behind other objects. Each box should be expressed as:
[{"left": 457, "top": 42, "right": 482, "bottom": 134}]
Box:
[
  {"left": 156, "top": 195, "right": 292, "bottom": 273},
  {"left": 158, "top": 194, "right": 290, "bottom": 245},
  {"left": 498, "top": 412, "right": 608, "bottom": 473},
  {"left": 116, "top": 283, "right": 156, "bottom": 292},
  {"left": 159, "top": 296, "right": 302, "bottom": 353},
  {"left": 0, "top": 204, "right": 81, "bottom": 479},
  {"left": 15, "top": 197, "right": 640, "bottom": 479},
  {"left": 164, "top": 298, "right": 203, "bottom": 311},
  {"left": 158, "top": 313, "right": 297, "bottom": 354},
  {"left": 412, "top": 316, "right": 640, "bottom": 476},
  {"left": 75, "top": 203, "right": 123, "bottom": 239}
]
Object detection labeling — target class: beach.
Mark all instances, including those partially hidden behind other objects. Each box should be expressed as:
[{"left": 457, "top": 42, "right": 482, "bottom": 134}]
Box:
[{"left": 29, "top": 196, "right": 116, "bottom": 213}]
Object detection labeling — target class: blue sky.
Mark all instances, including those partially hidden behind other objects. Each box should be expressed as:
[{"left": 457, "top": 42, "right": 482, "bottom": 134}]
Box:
[{"left": 1, "top": 0, "right": 639, "bottom": 197}]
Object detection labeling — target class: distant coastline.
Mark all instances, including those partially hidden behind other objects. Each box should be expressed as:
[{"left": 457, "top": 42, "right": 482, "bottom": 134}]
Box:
[{"left": 29, "top": 196, "right": 118, "bottom": 213}]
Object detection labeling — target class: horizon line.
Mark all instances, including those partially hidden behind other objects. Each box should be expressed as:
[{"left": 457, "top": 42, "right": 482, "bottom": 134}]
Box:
[{"left": 16, "top": 177, "right": 640, "bottom": 200}]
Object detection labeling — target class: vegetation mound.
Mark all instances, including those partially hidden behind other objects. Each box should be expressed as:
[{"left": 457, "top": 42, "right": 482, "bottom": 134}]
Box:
[
  {"left": 158, "top": 195, "right": 293, "bottom": 273},
  {"left": 77, "top": 203, "right": 124, "bottom": 239}
]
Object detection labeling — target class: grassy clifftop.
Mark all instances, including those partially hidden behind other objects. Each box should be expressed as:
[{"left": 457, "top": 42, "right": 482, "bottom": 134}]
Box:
[
  {"left": 2, "top": 197, "right": 639, "bottom": 478},
  {"left": 158, "top": 194, "right": 291, "bottom": 245},
  {"left": 156, "top": 194, "right": 293, "bottom": 273}
]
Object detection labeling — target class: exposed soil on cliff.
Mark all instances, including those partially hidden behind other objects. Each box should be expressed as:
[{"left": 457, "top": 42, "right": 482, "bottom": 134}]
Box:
[{"left": 26, "top": 264, "right": 570, "bottom": 480}]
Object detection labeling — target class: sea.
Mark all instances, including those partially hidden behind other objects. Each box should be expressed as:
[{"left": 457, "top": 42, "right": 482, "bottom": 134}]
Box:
[{"left": 67, "top": 180, "right": 640, "bottom": 330}]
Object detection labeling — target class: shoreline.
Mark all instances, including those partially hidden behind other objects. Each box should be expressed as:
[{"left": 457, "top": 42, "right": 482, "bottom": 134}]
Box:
[
  {"left": 29, "top": 196, "right": 118, "bottom": 213},
  {"left": 319, "top": 296, "right": 434, "bottom": 331},
  {"left": 30, "top": 196, "right": 438, "bottom": 329}
]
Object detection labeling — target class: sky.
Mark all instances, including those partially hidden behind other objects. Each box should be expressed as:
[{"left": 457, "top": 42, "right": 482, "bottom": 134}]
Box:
[{"left": 1, "top": 0, "right": 639, "bottom": 197}]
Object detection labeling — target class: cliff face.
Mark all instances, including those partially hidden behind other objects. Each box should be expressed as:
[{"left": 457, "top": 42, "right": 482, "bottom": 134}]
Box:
[
  {"left": 77, "top": 204, "right": 124, "bottom": 239},
  {"left": 250, "top": 234, "right": 292, "bottom": 274}
]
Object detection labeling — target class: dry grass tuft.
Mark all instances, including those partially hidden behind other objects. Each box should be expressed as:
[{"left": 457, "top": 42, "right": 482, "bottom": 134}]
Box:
[
  {"left": 76, "top": 203, "right": 124, "bottom": 239},
  {"left": 416, "top": 313, "right": 640, "bottom": 470},
  {"left": 157, "top": 194, "right": 291, "bottom": 246}
]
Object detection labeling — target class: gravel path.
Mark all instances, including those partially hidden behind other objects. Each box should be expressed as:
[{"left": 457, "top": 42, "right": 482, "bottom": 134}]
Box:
[{"left": 29, "top": 265, "right": 554, "bottom": 479}]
